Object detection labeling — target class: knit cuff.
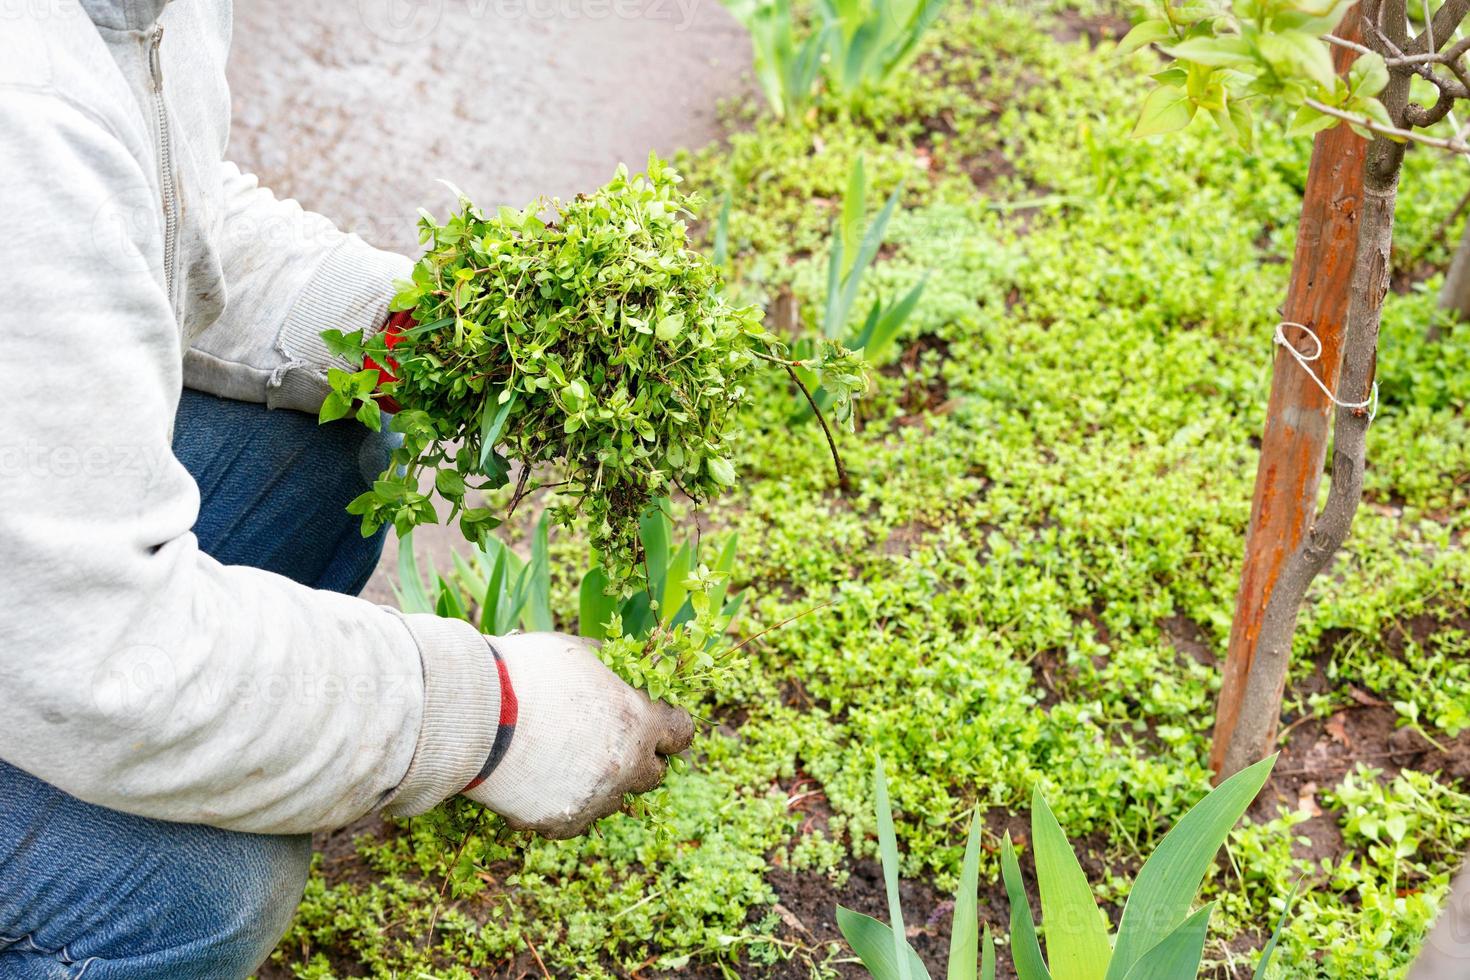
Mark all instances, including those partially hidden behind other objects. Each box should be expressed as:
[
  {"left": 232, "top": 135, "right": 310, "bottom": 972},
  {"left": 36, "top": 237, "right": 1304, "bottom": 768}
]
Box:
[
  {"left": 269, "top": 237, "right": 414, "bottom": 411},
  {"left": 380, "top": 613, "right": 500, "bottom": 817}
]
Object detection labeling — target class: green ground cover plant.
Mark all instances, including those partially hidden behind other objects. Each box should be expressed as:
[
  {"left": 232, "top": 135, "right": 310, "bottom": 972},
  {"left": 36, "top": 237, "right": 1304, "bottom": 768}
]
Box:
[{"left": 267, "top": 1, "right": 1470, "bottom": 976}]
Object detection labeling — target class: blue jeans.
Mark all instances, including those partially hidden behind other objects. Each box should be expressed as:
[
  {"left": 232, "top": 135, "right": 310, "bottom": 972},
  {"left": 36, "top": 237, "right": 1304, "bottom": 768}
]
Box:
[{"left": 0, "top": 391, "right": 394, "bottom": 979}]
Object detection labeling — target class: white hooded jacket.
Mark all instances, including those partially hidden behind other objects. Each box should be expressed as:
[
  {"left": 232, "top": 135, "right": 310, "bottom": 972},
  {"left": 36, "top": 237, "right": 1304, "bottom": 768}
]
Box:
[{"left": 0, "top": 0, "right": 501, "bottom": 833}]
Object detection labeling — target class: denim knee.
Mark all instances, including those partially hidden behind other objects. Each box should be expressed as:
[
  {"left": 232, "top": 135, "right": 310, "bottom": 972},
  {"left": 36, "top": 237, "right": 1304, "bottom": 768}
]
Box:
[
  {"left": 0, "top": 759, "right": 313, "bottom": 980},
  {"left": 192, "top": 831, "right": 313, "bottom": 980},
  {"left": 87, "top": 828, "right": 314, "bottom": 980},
  {"left": 171, "top": 390, "right": 401, "bottom": 595}
]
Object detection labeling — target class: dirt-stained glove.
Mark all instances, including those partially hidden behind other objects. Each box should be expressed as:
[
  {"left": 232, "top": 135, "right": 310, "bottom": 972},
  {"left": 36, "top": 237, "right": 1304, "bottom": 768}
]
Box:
[{"left": 461, "top": 632, "right": 694, "bottom": 838}]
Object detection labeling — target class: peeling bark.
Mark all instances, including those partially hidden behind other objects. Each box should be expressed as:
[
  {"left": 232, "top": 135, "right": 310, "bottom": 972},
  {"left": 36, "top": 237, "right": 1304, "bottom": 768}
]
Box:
[
  {"left": 1208, "top": 6, "right": 1369, "bottom": 777},
  {"left": 1216, "top": 62, "right": 1409, "bottom": 779}
]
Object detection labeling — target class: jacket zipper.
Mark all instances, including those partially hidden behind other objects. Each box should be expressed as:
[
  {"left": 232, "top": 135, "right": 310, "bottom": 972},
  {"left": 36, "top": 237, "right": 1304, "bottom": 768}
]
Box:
[{"left": 149, "top": 25, "right": 178, "bottom": 305}]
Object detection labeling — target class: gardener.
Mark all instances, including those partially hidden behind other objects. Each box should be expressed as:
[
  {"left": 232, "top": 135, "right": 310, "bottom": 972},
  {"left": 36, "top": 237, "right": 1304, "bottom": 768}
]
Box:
[{"left": 0, "top": 2, "right": 693, "bottom": 977}]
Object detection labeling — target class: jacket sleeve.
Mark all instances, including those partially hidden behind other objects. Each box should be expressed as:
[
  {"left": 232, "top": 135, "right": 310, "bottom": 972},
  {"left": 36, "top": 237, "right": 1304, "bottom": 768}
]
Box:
[
  {"left": 182, "top": 161, "right": 413, "bottom": 413},
  {"left": 0, "top": 91, "right": 497, "bottom": 834}
]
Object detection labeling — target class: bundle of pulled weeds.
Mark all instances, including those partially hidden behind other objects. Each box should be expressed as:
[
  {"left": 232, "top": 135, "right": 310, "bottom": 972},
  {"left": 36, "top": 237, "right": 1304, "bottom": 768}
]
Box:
[{"left": 322, "top": 155, "right": 861, "bottom": 589}]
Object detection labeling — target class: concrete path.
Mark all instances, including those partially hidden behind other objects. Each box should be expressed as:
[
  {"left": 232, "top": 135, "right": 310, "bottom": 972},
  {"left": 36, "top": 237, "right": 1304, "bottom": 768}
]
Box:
[{"left": 226, "top": 0, "right": 751, "bottom": 602}]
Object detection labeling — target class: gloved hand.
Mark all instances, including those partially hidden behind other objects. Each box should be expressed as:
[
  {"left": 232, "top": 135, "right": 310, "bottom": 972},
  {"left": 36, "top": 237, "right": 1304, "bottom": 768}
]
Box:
[
  {"left": 462, "top": 632, "right": 694, "bottom": 838},
  {"left": 363, "top": 309, "right": 412, "bottom": 413}
]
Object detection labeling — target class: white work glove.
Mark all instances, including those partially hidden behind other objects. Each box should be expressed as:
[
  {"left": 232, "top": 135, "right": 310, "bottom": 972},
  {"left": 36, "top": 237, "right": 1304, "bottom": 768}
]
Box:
[{"left": 462, "top": 632, "right": 694, "bottom": 838}]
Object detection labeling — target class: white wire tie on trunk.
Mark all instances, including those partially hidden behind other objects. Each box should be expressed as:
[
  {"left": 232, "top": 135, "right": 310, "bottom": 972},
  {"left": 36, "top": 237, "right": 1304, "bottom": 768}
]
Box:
[{"left": 1274, "top": 321, "right": 1379, "bottom": 421}]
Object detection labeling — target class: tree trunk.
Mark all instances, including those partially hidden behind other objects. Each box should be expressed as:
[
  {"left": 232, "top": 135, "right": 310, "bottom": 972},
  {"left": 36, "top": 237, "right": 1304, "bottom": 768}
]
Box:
[
  {"left": 1208, "top": 7, "right": 1370, "bottom": 778},
  {"left": 1215, "top": 58, "right": 1411, "bottom": 779},
  {"left": 1438, "top": 216, "right": 1470, "bottom": 324}
]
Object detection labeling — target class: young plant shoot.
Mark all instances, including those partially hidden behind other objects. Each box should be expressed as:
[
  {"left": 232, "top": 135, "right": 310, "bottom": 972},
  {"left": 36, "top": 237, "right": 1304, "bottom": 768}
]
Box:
[
  {"left": 321, "top": 155, "right": 866, "bottom": 590},
  {"left": 396, "top": 505, "right": 745, "bottom": 710}
]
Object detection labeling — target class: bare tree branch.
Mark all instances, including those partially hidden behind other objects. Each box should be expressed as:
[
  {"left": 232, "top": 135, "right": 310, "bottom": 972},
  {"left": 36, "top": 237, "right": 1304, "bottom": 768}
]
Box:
[
  {"left": 1304, "top": 97, "right": 1470, "bottom": 152},
  {"left": 1405, "top": 84, "right": 1462, "bottom": 125},
  {"left": 1388, "top": 35, "right": 1470, "bottom": 63},
  {"left": 1365, "top": 15, "right": 1408, "bottom": 59},
  {"left": 1326, "top": 32, "right": 1377, "bottom": 55},
  {"left": 1414, "top": 0, "right": 1470, "bottom": 52},
  {"left": 1322, "top": 28, "right": 1470, "bottom": 103}
]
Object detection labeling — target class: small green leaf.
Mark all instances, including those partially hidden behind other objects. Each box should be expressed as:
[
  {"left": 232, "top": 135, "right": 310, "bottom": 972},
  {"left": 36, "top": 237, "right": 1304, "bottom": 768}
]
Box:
[
  {"left": 319, "top": 391, "right": 352, "bottom": 424},
  {"left": 1356, "top": 96, "right": 1397, "bottom": 134},
  {"left": 1114, "top": 18, "right": 1173, "bottom": 57},
  {"left": 1348, "top": 50, "right": 1388, "bottom": 98},
  {"left": 1132, "top": 85, "right": 1197, "bottom": 138},
  {"left": 478, "top": 388, "right": 516, "bottom": 475},
  {"left": 435, "top": 469, "right": 467, "bottom": 498},
  {"left": 1228, "top": 99, "right": 1254, "bottom": 151},
  {"left": 1287, "top": 103, "right": 1337, "bottom": 137},
  {"left": 350, "top": 368, "right": 380, "bottom": 396},
  {"left": 1160, "top": 36, "right": 1255, "bottom": 67},
  {"left": 1258, "top": 31, "right": 1338, "bottom": 92},
  {"left": 321, "top": 327, "right": 366, "bottom": 362},
  {"left": 707, "top": 456, "right": 738, "bottom": 487},
  {"left": 356, "top": 397, "right": 382, "bottom": 432}
]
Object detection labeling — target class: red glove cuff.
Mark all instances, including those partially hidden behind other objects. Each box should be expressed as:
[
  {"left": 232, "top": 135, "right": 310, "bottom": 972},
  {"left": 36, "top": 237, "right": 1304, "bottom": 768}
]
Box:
[{"left": 363, "top": 310, "right": 413, "bottom": 413}]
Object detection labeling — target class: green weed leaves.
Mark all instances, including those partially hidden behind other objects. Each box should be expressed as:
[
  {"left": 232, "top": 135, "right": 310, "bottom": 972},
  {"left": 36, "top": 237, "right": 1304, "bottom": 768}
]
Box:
[{"left": 327, "top": 156, "right": 778, "bottom": 589}]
